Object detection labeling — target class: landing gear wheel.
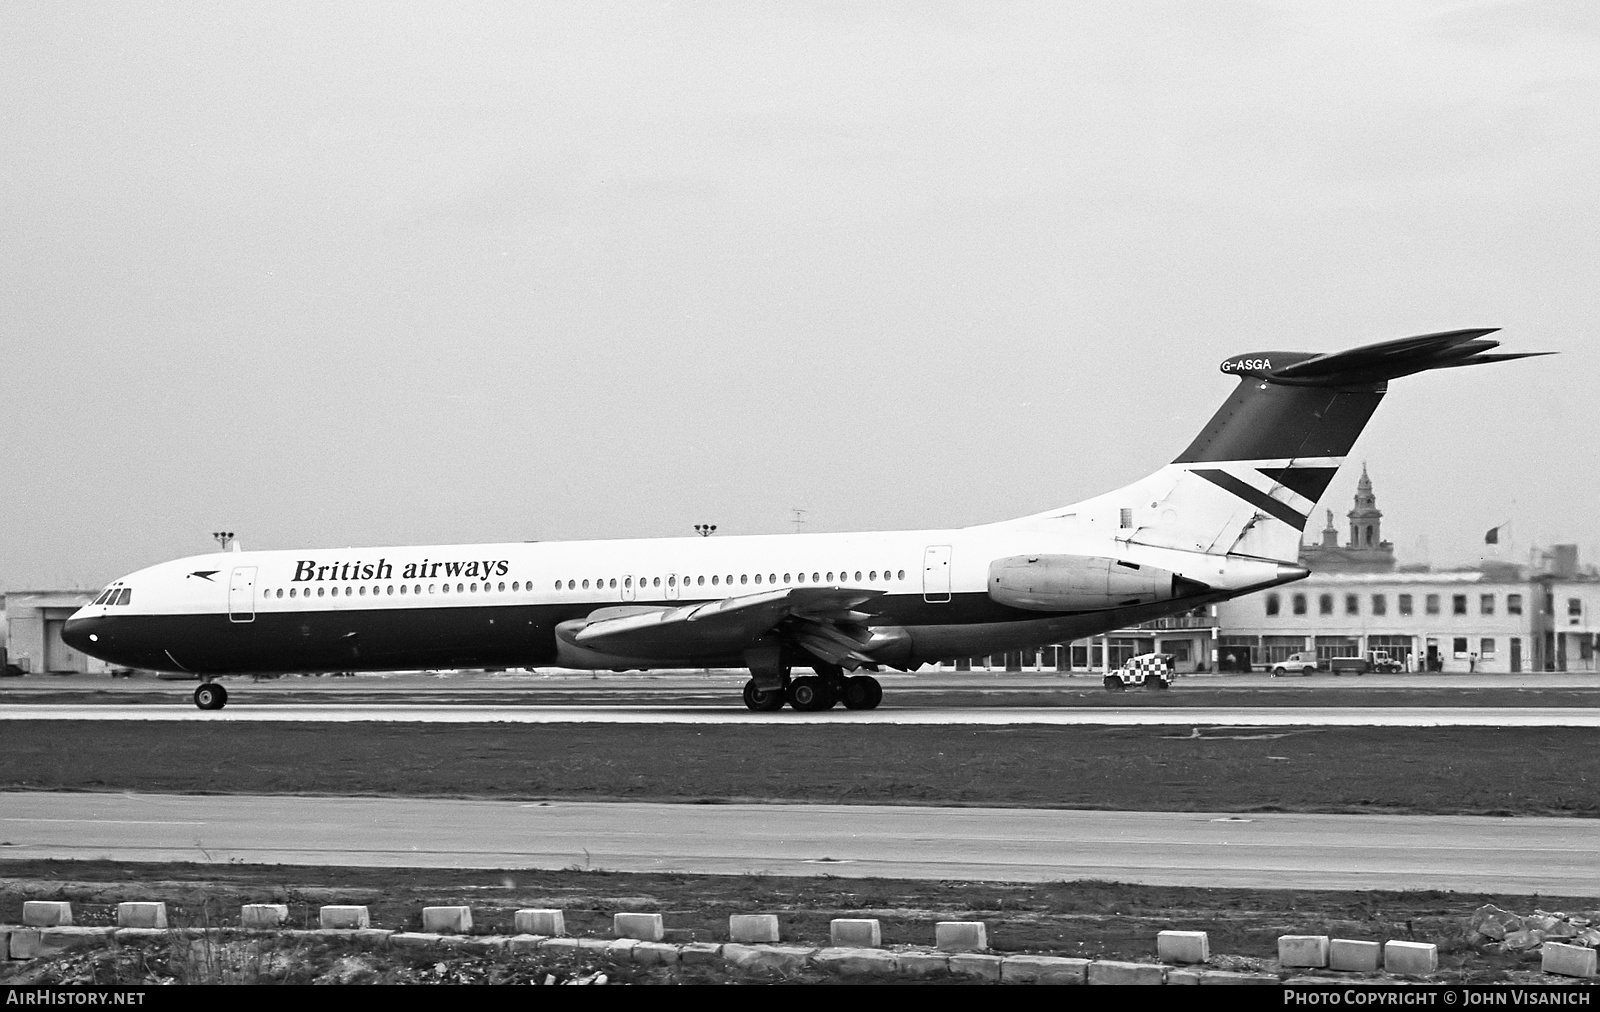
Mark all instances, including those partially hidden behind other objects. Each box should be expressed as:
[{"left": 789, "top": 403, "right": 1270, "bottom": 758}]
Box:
[
  {"left": 194, "top": 683, "right": 228, "bottom": 710},
  {"left": 742, "top": 680, "right": 785, "bottom": 712},
  {"left": 841, "top": 675, "right": 882, "bottom": 710},
  {"left": 786, "top": 676, "right": 836, "bottom": 712},
  {"left": 1103, "top": 676, "right": 1126, "bottom": 692}
]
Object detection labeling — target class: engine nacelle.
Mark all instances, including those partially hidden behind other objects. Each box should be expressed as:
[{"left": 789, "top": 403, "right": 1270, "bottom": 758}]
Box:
[{"left": 988, "top": 554, "right": 1209, "bottom": 612}]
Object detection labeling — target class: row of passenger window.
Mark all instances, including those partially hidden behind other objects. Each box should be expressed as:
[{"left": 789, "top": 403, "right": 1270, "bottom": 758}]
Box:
[
  {"left": 258, "top": 567, "right": 912, "bottom": 602},
  {"left": 262, "top": 581, "right": 528, "bottom": 600},
  {"left": 1265, "top": 591, "right": 1524, "bottom": 618},
  {"left": 94, "top": 588, "right": 132, "bottom": 606},
  {"left": 553, "top": 569, "right": 908, "bottom": 592}
]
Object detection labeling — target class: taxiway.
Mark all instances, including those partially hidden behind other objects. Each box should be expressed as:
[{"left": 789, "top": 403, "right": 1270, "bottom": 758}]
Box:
[{"left": 2, "top": 792, "right": 1593, "bottom": 894}]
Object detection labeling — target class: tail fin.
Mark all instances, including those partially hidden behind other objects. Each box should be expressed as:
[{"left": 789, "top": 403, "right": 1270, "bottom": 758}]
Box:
[{"left": 1063, "top": 329, "right": 1549, "bottom": 563}]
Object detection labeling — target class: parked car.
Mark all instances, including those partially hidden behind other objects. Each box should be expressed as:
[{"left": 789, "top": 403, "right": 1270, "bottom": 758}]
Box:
[{"left": 1269, "top": 651, "right": 1319, "bottom": 677}]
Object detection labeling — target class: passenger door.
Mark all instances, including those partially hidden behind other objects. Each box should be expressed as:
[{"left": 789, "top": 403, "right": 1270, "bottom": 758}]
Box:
[
  {"left": 923, "top": 545, "right": 952, "bottom": 603},
  {"left": 228, "top": 567, "right": 257, "bottom": 623}
]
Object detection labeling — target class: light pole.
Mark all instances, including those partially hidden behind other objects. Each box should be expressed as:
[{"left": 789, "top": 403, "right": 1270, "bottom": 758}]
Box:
[
  {"left": 212, "top": 531, "right": 235, "bottom": 552},
  {"left": 694, "top": 524, "right": 717, "bottom": 537}
]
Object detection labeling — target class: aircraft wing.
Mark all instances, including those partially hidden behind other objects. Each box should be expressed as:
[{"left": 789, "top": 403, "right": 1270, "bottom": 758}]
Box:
[{"left": 561, "top": 586, "right": 888, "bottom": 664}]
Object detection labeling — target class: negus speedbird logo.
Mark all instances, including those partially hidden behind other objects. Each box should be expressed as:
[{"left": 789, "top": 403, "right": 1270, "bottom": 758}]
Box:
[{"left": 187, "top": 570, "right": 219, "bottom": 581}]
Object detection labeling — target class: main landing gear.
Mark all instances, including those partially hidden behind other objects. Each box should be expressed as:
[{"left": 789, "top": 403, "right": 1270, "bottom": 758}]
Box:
[
  {"left": 741, "top": 670, "right": 882, "bottom": 712},
  {"left": 741, "top": 680, "right": 785, "bottom": 711},
  {"left": 193, "top": 682, "right": 228, "bottom": 711}
]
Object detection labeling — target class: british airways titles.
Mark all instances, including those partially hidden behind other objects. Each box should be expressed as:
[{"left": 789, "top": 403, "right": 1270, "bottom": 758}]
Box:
[{"left": 291, "top": 558, "right": 512, "bottom": 583}]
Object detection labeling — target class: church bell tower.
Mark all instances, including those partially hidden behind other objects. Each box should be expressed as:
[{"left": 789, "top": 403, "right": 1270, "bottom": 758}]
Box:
[{"left": 1348, "top": 464, "right": 1383, "bottom": 549}]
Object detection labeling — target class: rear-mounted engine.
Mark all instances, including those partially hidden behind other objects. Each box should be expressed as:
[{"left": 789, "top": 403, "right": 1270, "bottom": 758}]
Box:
[{"left": 988, "top": 554, "right": 1209, "bottom": 612}]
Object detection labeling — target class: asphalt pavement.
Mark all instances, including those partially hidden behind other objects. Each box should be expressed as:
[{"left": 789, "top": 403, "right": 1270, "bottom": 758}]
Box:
[{"left": 2, "top": 792, "right": 1593, "bottom": 894}]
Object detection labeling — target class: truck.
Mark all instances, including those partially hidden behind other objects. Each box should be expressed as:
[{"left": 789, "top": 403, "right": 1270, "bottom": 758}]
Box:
[
  {"left": 1328, "top": 651, "right": 1403, "bottom": 675},
  {"left": 1104, "top": 652, "right": 1175, "bottom": 691}
]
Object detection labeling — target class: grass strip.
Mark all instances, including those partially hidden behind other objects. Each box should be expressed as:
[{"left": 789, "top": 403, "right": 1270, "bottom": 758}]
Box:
[{"left": 3, "top": 721, "right": 1596, "bottom": 816}]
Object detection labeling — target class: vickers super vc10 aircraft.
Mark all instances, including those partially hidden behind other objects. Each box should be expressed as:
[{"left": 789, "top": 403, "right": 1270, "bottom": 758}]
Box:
[{"left": 65, "top": 329, "right": 1544, "bottom": 711}]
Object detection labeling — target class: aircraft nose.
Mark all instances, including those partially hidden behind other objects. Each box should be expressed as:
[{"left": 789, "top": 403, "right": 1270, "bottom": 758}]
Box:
[{"left": 62, "top": 614, "right": 101, "bottom": 655}]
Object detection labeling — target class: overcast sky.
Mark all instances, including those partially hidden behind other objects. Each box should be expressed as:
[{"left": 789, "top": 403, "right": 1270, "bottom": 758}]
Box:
[{"left": 3, "top": 1, "right": 1596, "bottom": 590}]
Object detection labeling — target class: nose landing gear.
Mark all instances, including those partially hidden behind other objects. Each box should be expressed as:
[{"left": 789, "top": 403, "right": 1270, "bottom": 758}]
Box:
[{"left": 193, "top": 682, "right": 228, "bottom": 710}]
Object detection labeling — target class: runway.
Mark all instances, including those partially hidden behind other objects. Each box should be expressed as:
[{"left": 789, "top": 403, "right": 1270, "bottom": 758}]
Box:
[
  {"left": 2, "top": 792, "right": 1594, "bottom": 894},
  {"left": 4, "top": 703, "right": 1599, "bottom": 725}
]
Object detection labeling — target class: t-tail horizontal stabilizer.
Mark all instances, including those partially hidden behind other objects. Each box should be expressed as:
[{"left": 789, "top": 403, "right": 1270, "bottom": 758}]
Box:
[
  {"left": 1114, "top": 328, "right": 1551, "bottom": 564},
  {"left": 1219, "top": 328, "right": 1553, "bottom": 387}
]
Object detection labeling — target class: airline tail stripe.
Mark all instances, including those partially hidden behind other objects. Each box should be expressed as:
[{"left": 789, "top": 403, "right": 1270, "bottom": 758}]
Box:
[
  {"left": 1190, "top": 468, "right": 1310, "bottom": 530},
  {"left": 1256, "top": 466, "right": 1339, "bottom": 503}
]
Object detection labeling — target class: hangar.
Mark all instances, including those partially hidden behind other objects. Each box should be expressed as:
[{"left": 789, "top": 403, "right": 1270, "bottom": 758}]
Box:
[{"left": 2, "top": 590, "right": 99, "bottom": 675}]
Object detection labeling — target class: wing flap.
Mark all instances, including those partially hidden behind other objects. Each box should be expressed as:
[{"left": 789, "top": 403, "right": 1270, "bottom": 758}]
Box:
[{"left": 566, "top": 585, "right": 888, "bottom": 659}]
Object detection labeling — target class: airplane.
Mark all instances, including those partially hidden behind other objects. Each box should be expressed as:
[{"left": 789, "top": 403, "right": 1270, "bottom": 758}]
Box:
[{"left": 64, "top": 328, "right": 1547, "bottom": 711}]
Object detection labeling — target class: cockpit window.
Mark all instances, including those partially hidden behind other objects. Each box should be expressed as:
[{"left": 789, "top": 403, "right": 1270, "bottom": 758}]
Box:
[
  {"left": 116, "top": 588, "right": 132, "bottom": 606},
  {"left": 94, "top": 590, "right": 113, "bottom": 605}
]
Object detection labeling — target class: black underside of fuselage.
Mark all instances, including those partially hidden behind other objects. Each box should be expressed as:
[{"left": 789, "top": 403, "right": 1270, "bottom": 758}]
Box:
[{"left": 65, "top": 592, "right": 1089, "bottom": 675}]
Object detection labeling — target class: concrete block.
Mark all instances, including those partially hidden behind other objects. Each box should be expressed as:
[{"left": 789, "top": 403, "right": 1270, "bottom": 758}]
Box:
[
  {"left": 116, "top": 902, "right": 168, "bottom": 929},
  {"left": 1200, "top": 970, "right": 1282, "bottom": 984},
  {"left": 631, "top": 941, "right": 681, "bottom": 966},
  {"left": 1000, "top": 954, "right": 1090, "bottom": 984},
  {"left": 935, "top": 920, "right": 988, "bottom": 952},
  {"left": 728, "top": 913, "right": 781, "bottom": 943},
  {"left": 9, "top": 928, "right": 42, "bottom": 960},
  {"left": 516, "top": 908, "right": 565, "bottom": 936},
  {"left": 720, "top": 943, "right": 817, "bottom": 974},
  {"left": 679, "top": 942, "right": 723, "bottom": 965},
  {"left": 240, "top": 904, "right": 289, "bottom": 929},
  {"left": 1167, "top": 967, "right": 1204, "bottom": 985},
  {"left": 613, "top": 912, "right": 664, "bottom": 942},
  {"left": 949, "top": 952, "right": 1003, "bottom": 980},
  {"left": 1157, "top": 929, "right": 1209, "bottom": 964},
  {"left": 389, "top": 932, "right": 443, "bottom": 949},
  {"left": 605, "top": 938, "right": 638, "bottom": 962},
  {"left": 421, "top": 906, "right": 473, "bottom": 934},
  {"left": 1383, "top": 940, "right": 1437, "bottom": 976},
  {"left": 508, "top": 934, "right": 544, "bottom": 953},
  {"left": 538, "top": 937, "right": 581, "bottom": 956},
  {"left": 1089, "top": 959, "right": 1167, "bottom": 985},
  {"left": 22, "top": 901, "right": 73, "bottom": 927},
  {"left": 318, "top": 905, "right": 369, "bottom": 929},
  {"left": 1541, "top": 942, "right": 1598, "bottom": 979},
  {"left": 1329, "top": 938, "right": 1383, "bottom": 972},
  {"left": 829, "top": 918, "right": 881, "bottom": 948},
  {"left": 111, "top": 928, "right": 169, "bottom": 944},
  {"left": 813, "top": 947, "right": 899, "bottom": 976},
  {"left": 38, "top": 927, "right": 115, "bottom": 957},
  {"left": 353, "top": 928, "right": 393, "bottom": 947},
  {"left": 459, "top": 937, "right": 507, "bottom": 954},
  {"left": 1279, "top": 934, "right": 1331, "bottom": 968},
  {"left": 575, "top": 937, "right": 613, "bottom": 953},
  {"left": 898, "top": 951, "right": 952, "bottom": 977}
]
